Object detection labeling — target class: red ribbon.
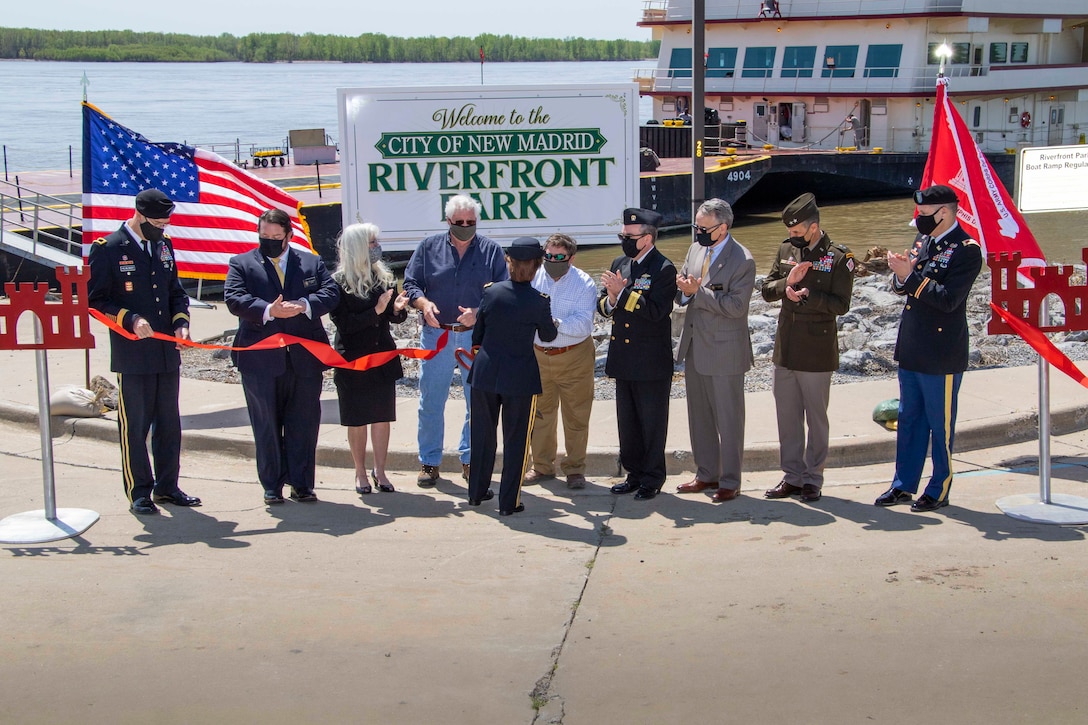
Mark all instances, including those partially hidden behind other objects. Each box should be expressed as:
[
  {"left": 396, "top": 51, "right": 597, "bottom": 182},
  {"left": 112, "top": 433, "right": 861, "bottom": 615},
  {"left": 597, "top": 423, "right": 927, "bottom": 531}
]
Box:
[
  {"left": 989, "top": 302, "right": 1088, "bottom": 389},
  {"left": 89, "top": 308, "right": 447, "bottom": 372}
]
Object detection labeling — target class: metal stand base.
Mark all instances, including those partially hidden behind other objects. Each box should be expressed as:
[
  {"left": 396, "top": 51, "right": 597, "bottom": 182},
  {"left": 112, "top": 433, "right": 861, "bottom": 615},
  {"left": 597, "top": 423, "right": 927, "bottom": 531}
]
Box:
[
  {"left": 996, "top": 494, "right": 1088, "bottom": 525},
  {"left": 0, "top": 509, "right": 100, "bottom": 544}
]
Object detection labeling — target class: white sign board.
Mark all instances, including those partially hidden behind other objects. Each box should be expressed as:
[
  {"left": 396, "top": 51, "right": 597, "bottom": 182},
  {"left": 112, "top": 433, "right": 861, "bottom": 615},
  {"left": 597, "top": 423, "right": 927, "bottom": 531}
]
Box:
[
  {"left": 338, "top": 84, "right": 639, "bottom": 251},
  {"left": 1018, "top": 144, "right": 1088, "bottom": 213}
]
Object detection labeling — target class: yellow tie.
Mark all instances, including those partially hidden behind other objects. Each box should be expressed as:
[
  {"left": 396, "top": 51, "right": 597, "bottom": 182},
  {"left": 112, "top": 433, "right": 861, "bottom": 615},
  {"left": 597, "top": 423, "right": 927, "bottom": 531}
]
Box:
[
  {"left": 700, "top": 249, "right": 712, "bottom": 280},
  {"left": 271, "top": 256, "right": 285, "bottom": 285}
]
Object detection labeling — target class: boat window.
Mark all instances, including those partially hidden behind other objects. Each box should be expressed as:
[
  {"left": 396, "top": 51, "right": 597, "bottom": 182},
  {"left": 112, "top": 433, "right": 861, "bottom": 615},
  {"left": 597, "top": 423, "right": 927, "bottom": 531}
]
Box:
[
  {"left": 929, "top": 42, "right": 970, "bottom": 65},
  {"left": 864, "top": 44, "right": 902, "bottom": 78},
  {"left": 822, "top": 45, "right": 858, "bottom": 78},
  {"left": 1010, "top": 42, "right": 1029, "bottom": 63},
  {"left": 668, "top": 47, "right": 692, "bottom": 78},
  {"left": 707, "top": 47, "right": 737, "bottom": 78},
  {"left": 781, "top": 46, "right": 816, "bottom": 78},
  {"left": 989, "top": 42, "right": 1008, "bottom": 64},
  {"left": 742, "top": 47, "right": 777, "bottom": 78}
]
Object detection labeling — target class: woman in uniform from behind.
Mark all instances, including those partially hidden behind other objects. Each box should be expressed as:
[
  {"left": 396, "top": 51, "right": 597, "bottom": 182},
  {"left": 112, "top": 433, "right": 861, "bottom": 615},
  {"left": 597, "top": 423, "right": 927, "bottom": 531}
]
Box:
[
  {"left": 465, "top": 237, "right": 558, "bottom": 515},
  {"left": 330, "top": 223, "right": 409, "bottom": 495}
]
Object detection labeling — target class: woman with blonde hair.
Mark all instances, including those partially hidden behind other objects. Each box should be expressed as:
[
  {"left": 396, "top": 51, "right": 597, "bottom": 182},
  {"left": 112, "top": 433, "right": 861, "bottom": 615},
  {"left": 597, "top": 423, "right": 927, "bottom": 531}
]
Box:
[{"left": 330, "top": 223, "right": 409, "bottom": 494}]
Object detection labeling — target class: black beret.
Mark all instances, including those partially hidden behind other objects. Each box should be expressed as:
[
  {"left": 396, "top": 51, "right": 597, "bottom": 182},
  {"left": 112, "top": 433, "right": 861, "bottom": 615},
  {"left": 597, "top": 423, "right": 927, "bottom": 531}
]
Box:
[
  {"left": 623, "top": 207, "right": 664, "bottom": 228},
  {"left": 913, "top": 185, "right": 959, "bottom": 205},
  {"left": 506, "top": 236, "right": 544, "bottom": 261},
  {"left": 782, "top": 193, "right": 819, "bottom": 227},
  {"left": 135, "top": 189, "right": 175, "bottom": 218}
]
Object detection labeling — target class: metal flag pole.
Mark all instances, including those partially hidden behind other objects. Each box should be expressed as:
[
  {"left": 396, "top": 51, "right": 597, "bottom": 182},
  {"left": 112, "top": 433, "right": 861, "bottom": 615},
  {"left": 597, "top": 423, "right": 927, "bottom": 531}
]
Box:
[{"left": 0, "top": 317, "right": 100, "bottom": 544}]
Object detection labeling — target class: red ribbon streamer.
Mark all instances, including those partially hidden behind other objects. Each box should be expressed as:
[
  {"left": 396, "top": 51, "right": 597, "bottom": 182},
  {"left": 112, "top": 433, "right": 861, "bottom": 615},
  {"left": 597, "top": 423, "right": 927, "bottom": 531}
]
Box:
[
  {"left": 989, "top": 302, "right": 1088, "bottom": 389},
  {"left": 89, "top": 308, "right": 447, "bottom": 372}
]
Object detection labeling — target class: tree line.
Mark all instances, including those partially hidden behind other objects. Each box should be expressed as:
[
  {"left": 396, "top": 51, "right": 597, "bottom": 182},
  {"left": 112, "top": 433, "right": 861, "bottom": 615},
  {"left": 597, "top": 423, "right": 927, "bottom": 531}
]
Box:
[{"left": 0, "top": 28, "right": 659, "bottom": 63}]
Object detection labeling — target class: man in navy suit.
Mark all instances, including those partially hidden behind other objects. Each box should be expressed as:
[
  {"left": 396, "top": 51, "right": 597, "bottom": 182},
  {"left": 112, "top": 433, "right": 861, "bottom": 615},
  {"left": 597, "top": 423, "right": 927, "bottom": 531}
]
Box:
[{"left": 225, "top": 208, "right": 340, "bottom": 505}]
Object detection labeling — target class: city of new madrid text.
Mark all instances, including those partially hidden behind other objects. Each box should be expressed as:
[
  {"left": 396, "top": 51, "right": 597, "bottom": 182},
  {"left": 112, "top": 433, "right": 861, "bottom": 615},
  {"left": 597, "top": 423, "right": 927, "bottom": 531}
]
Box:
[{"left": 368, "top": 104, "right": 615, "bottom": 221}]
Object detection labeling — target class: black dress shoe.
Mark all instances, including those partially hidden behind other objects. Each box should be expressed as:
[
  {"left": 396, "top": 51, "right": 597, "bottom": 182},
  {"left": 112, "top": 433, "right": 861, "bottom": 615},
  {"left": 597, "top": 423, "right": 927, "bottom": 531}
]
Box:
[
  {"left": 499, "top": 504, "right": 525, "bottom": 516},
  {"left": 289, "top": 489, "right": 318, "bottom": 503},
  {"left": 152, "top": 489, "right": 202, "bottom": 506},
  {"left": 800, "top": 484, "right": 822, "bottom": 502},
  {"left": 130, "top": 497, "right": 159, "bottom": 515},
  {"left": 764, "top": 481, "right": 802, "bottom": 499},
  {"left": 264, "top": 491, "right": 285, "bottom": 505},
  {"left": 633, "top": 487, "right": 660, "bottom": 500},
  {"left": 911, "top": 494, "right": 949, "bottom": 512},
  {"left": 468, "top": 489, "right": 495, "bottom": 506},
  {"left": 874, "top": 487, "right": 912, "bottom": 507},
  {"left": 610, "top": 480, "right": 640, "bottom": 495}
]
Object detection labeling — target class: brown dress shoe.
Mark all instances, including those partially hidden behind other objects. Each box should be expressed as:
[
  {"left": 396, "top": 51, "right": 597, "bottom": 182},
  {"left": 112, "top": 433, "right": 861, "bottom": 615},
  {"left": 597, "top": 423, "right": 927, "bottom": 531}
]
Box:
[
  {"left": 677, "top": 478, "right": 718, "bottom": 494},
  {"left": 565, "top": 474, "right": 587, "bottom": 490},
  {"left": 462, "top": 463, "right": 470, "bottom": 482},
  {"left": 523, "top": 469, "right": 553, "bottom": 485},
  {"left": 764, "top": 481, "right": 803, "bottom": 499},
  {"left": 800, "top": 484, "right": 822, "bottom": 502},
  {"left": 712, "top": 487, "right": 741, "bottom": 502}
]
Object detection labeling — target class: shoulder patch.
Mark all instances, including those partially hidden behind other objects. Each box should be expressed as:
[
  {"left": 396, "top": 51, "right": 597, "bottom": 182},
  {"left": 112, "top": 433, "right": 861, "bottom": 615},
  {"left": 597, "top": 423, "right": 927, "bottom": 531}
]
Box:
[
  {"left": 539, "top": 291, "right": 550, "bottom": 299},
  {"left": 835, "top": 244, "right": 851, "bottom": 254},
  {"left": 94, "top": 237, "right": 109, "bottom": 245},
  {"left": 964, "top": 239, "right": 981, "bottom": 248}
]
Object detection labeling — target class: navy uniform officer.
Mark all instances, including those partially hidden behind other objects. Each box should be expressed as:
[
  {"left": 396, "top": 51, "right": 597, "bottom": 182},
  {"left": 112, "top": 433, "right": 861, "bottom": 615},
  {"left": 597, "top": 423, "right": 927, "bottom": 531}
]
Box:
[
  {"left": 876, "top": 184, "right": 982, "bottom": 512},
  {"left": 466, "top": 237, "right": 558, "bottom": 516},
  {"left": 87, "top": 188, "right": 201, "bottom": 515},
  {"left": 761, "top": 193, "right": 854, "bottom": 503},
  {"left": 599, "top": 207, "right": 679, "bottom": 500}
]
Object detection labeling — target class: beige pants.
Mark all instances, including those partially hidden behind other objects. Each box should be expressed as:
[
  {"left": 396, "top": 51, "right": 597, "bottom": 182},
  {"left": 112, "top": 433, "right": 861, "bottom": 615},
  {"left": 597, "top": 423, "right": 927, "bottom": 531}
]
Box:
[{"left": 530, "top": 338, "right": 595, "bottom": 476}]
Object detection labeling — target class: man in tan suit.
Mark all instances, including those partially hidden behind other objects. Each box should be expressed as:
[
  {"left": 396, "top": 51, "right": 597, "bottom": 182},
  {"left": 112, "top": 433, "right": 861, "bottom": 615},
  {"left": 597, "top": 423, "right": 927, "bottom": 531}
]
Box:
[{"left": 674, "top": 198, "right": 756, "bottom": 502}]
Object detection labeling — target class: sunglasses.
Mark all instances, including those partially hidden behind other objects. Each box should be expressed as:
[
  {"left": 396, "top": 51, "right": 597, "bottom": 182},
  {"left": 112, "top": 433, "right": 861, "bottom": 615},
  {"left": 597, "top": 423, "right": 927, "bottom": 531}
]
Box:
[
  {"left": 448, "top": 219, "right": 477, "bottom": 227},
  {"left": 617, "top": 233, "right": 644, "bottom": 243},
  {"left": 691, "top": 222, "right": 723, "bottom": 234},
  {"left": 543, "top": 252, "right": 570, "bottom": 262}
]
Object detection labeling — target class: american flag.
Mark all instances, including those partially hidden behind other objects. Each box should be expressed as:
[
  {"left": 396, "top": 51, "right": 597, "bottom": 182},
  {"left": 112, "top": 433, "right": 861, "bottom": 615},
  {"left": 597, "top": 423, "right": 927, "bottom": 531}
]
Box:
[{"left": 81, "top": 102, "right": 313, "bottom": 279}]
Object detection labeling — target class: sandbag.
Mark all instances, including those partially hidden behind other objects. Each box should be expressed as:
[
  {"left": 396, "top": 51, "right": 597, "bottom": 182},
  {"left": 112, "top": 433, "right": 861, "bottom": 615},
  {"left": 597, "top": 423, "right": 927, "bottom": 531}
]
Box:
[{"left": 49, "top": 385, "right": 105, "bottom": 418}]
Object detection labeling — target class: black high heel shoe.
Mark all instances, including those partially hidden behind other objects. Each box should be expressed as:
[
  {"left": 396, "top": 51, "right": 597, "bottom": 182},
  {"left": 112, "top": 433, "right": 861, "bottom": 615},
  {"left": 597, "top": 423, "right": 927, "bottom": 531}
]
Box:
[
  {"left": 355, "top": 476, "right": 372, "bottom": 495},
  {"left": 372, "top": 469, "right": 395, "bottom": 493}
]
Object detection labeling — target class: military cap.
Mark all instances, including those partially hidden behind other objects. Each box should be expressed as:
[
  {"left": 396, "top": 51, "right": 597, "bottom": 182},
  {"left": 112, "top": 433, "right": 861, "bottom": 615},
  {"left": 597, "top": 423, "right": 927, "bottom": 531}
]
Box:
[
  {"left": 135, "top": 188, "right": 175, "bottom": 218},
  {"left": 913, "top": 185, "right": 959, "bottom": 205},
  {"left": 782, "top": 193, "right": 819, "bottom": 227},
  {"left": 506, "top": 236, "right": 544, "bottom": 261},
  {"left": 623, "top": 207, "right": 664, "bottom": 228}
]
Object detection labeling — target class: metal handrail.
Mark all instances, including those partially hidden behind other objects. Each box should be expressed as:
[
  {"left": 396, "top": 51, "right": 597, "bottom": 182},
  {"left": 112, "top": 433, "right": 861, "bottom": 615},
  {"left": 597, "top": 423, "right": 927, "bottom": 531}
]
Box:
[
  {"left": 0, "top": 178, "right": 84, "bottom": 261},
  {"left": 645, "top": 0, "right": 968, "bottom": 22}
]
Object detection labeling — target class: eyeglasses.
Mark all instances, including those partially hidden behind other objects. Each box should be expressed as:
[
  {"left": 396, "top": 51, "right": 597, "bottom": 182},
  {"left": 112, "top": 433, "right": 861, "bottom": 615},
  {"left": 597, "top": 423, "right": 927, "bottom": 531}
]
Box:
[
  {"left": 691, "top": 222, "right": 723, "bottom": 235},
  {"left": 543, "top": 252, "right": 570, "bottom": 262},
  {"left": 448, "top": 219, "right": 477, "bottom": 227},
  {"left": 617, "top": 233, "right": 645, "bottom": 243}
]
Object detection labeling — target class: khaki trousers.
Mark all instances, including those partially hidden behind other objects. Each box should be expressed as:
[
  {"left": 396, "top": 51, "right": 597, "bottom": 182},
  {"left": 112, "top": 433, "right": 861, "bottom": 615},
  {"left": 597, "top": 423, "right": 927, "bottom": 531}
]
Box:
[{"left": 530, "top": 338, "right": 595, "bottom": 476}]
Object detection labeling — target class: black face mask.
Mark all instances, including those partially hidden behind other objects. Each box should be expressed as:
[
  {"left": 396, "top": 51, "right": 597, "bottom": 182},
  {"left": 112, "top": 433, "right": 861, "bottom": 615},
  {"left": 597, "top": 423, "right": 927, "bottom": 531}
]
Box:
[
  {"left": 696, "top": 231, "right": 715, "bottom": 247},
  {"left": 621, "top": 236, "right": 642, "bottom": 258},
  {"left": 915, "top": 211, "right": 941, "bottom": 236},
  {"left": 259, "top": 236, "right": 286, "bottom": 258},
  {"left": 140, "top": 221, "right": 164, "bottom": 244}
]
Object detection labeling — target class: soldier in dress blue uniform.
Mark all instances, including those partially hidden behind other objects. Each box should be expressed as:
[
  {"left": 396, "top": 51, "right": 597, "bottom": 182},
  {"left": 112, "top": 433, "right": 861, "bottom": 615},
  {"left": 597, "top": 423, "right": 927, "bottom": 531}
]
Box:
[
  {"left": 466, "top": 237, "right": 558, "bottom": 515},
  {"left": 599, "top": 208, "right": 679, "bottom": 500},
  {"left": 87, "top": 188, "right": 201, "bottom": 515},
  {"left": 876, "top": 185, "right": 982, "bottom": 512}
]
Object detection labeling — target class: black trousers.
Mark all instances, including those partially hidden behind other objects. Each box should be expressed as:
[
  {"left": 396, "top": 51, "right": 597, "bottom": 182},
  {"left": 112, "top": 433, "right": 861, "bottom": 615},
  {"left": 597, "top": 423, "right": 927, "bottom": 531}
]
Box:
[
  {"left": 116, "top": 370, "right": 182, "bottom": 502},
  {"left": 241, "top": 356, "right": 323, "bottom": 495},
  {"left": 615, "top": 377, "right": 671, "bottom": 491},
  {"left": 468, "top": 387, "right": 535, "bottom": 513}
]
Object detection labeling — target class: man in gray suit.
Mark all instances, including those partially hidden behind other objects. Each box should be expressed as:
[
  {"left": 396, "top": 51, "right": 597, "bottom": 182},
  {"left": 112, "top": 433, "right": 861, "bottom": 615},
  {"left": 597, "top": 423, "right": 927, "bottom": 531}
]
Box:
[{"left": 674, "top": 198, "right": 756, "bottom": 502}]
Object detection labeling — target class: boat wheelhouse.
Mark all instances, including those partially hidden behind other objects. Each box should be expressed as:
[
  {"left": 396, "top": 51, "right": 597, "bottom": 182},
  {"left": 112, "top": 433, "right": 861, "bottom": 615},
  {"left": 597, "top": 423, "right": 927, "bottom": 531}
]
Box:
[{"left": 636, "top": 0, "right": 1088, "bottom": 153}]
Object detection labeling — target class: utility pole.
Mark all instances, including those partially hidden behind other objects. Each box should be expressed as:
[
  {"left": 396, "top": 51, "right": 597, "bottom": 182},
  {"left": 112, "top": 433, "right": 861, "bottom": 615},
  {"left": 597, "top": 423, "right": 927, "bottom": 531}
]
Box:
[{"left": 691, "top": 0, "right": 706, "bottom": 237}]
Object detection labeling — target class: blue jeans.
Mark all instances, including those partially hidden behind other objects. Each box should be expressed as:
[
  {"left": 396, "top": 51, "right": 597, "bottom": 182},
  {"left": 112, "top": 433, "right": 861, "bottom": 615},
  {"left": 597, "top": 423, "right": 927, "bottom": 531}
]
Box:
[{"left": 417, "top": 325, "right": 472, "bottom": 467}]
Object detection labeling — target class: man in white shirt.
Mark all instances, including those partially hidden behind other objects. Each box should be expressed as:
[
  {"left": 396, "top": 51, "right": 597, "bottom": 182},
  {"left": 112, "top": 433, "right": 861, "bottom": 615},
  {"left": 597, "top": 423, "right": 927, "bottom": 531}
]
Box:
[{"left": 524, "top": 233, "right": 600, "bottom": 490}]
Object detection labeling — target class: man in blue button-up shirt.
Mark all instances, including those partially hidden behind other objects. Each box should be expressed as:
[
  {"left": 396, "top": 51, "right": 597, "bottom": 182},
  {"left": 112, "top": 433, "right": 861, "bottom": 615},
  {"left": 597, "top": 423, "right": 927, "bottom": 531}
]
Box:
[{"left": 403, "top": 194, "right": 509, "bottom": 487}]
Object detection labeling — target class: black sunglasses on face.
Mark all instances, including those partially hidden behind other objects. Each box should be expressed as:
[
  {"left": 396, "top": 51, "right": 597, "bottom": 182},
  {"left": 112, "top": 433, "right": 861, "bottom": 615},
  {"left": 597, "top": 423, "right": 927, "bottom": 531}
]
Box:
[
  {"left": 691, "top": 222, "right": 723, "bottom": 234},
  {"left": 543, "top": 252, "right": 570, "bottom": 262},
  {"left": 448, "top": 219, "right": 477, "bottom": 227},
  {"left": 617, "top": 233, "right": 644, "bottom": 243}
]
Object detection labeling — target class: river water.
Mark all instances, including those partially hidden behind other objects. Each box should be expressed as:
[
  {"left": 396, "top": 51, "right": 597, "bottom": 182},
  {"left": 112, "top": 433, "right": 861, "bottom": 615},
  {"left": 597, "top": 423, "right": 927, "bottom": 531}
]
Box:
[{"left": 2, "top": 59, "right": 1084, "bottom": 269}]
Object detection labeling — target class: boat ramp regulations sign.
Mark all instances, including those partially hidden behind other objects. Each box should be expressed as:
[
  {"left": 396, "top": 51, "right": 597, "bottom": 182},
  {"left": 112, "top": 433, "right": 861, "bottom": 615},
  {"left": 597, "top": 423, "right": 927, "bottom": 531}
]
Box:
[
  {"left": 1018, "top": 144, "right": 1088, "bottom": 213},
  {"left": 337, "top": 84, "right": 639, "bottom": 250}
]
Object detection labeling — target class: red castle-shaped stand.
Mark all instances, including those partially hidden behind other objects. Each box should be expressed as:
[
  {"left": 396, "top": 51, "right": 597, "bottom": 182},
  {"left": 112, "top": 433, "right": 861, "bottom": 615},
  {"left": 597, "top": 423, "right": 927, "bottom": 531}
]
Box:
[
  {"left": 0, "top": 267, "right": 95, "bottom": 351},
  {"left": 988, "top": 251, "right": 1088, "bottom": 335}
]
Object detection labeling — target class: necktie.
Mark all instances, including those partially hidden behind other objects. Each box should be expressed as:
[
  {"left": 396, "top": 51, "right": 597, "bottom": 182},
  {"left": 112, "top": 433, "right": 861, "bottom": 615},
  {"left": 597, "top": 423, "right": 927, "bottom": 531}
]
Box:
[
  {"left": 143, "top": 241, "right": 152, "bottom": 259},
  {"left": 271, "top": 256, "right": 285, "bottom": 285},
  {"left": 700, "top": 248, "right": 712, "bottom": 279}
]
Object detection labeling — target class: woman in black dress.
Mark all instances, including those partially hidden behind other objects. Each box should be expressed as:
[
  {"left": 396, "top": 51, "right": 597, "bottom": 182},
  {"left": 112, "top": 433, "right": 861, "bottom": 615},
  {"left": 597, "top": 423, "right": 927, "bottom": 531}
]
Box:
[{"left": 331, "top": 223, "right": 409, "bottom": 494}]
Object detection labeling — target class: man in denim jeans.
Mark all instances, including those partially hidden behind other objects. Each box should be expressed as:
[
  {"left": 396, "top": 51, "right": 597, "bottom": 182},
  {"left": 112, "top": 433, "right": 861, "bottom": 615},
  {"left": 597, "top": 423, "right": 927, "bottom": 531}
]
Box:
[{"left": 403, "top": 195, "right": 509, "bottom": 487}]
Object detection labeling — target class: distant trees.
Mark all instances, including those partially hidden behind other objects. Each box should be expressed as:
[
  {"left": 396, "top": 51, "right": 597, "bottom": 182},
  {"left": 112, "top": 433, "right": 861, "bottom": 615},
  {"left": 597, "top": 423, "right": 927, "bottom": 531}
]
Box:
[{"left": 0, "top": 28, "right": 659, "bottom": 63}]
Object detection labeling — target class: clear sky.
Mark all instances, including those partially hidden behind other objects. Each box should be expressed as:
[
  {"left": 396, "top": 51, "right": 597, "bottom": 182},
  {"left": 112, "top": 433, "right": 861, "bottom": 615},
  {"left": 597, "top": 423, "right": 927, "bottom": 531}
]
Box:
[{"left": 4, "top": 0, "right": 653, "bottom": 41}]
